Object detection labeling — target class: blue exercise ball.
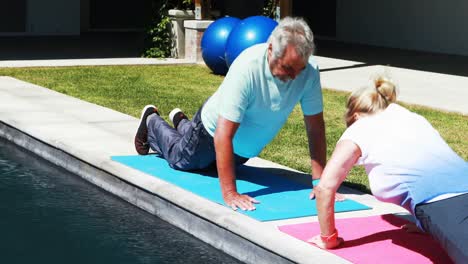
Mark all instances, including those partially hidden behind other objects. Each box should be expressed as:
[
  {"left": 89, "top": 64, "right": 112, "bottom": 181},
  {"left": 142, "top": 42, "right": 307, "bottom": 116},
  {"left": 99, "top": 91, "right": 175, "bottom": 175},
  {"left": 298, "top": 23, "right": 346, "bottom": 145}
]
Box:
[
  {"left": 225, "top": 16, "right": 278, "bottom": 68},
  {"left": 201, "top": 16, "right": 241, "bottom": 75}
]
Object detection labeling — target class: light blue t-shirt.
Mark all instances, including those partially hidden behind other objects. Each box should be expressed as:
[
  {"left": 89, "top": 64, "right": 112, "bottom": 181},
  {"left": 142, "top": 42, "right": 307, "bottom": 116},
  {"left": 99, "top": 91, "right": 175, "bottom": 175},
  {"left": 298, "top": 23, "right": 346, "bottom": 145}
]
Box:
[
  {"left": 339, "top": 104, "right": 468, "bottom": 227},
  {"left": 201, "top": 43, "right": 323, "bottom": 158}
]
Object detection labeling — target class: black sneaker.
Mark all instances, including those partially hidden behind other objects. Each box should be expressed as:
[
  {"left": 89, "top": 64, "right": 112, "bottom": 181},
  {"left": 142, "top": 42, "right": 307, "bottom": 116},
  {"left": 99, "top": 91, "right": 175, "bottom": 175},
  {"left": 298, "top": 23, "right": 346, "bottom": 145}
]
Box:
[
  {"left": 169, "top": 108, "right": 188, "bottom": 129},
  {"left": 134, "top": 105, "right": 158, "bottom": 155}
]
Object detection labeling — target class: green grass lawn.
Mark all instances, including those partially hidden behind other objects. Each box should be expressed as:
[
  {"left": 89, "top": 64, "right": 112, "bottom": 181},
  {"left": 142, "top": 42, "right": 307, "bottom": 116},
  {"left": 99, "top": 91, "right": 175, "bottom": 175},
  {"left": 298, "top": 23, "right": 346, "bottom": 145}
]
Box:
[{"left": 1, "top": 65, "right": 466, "bottom": 193}]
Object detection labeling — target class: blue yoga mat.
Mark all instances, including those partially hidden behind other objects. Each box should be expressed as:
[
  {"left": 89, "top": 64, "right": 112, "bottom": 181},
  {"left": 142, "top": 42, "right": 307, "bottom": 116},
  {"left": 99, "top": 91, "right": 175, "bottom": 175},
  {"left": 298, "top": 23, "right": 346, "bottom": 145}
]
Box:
[{"left": 112, "top": 155, "right": 371, "bottom": 221}]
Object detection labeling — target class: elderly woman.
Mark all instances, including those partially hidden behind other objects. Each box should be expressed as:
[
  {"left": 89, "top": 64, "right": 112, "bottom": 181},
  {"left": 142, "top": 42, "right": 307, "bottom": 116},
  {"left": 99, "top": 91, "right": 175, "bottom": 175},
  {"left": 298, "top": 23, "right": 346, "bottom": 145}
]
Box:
[{"left": 309, "top": 75, "right": 468, "bottom": 263}]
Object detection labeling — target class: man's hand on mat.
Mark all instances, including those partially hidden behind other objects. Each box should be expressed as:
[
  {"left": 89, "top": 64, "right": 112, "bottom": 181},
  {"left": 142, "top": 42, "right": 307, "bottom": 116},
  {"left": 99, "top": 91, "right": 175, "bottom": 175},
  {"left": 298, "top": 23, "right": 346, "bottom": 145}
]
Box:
[
  {"left": 309, "top": 187, "right": 346, "bottom": 201},
  {"left": 401, "top": 223, "right": 424, "bottom": 234},
  {"left": 223, "top": 191, "right": 260, "bottom": 211},
  {"left": 308, "top": 234, "right": 344, "bottom": 249}
]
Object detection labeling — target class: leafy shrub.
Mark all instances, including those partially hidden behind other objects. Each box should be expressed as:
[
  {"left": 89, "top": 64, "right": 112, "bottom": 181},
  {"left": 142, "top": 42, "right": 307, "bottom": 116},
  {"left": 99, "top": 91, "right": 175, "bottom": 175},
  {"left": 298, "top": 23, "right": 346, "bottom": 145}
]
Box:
[
  {"left": 143, "top": 0, "right": 194, "bottom": 58},
  {"left": 262, "top": 0, "right": 278, "bottom": 18}
]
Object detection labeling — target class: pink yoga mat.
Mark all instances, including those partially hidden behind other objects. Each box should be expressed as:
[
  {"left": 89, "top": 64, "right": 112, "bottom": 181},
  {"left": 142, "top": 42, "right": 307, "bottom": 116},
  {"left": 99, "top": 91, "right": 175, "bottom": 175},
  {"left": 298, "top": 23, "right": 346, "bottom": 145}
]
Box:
[{"left": 278, "top": 214, "right": 453, "bottom": 264}]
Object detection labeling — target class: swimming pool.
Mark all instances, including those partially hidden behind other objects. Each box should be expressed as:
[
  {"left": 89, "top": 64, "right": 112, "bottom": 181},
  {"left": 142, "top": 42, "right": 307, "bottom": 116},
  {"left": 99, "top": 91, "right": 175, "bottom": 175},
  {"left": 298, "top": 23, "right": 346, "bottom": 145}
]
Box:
[{"left": 0, "top": 138, "right": 242, "bottom": 264}]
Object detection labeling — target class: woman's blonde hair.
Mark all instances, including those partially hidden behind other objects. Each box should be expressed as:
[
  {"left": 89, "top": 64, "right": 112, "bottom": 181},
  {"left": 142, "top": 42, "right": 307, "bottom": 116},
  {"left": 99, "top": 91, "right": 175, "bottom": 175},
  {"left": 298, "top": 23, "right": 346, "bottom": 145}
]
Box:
[{"left": 345, "top": 74, "right": 398, "bottom": 127}]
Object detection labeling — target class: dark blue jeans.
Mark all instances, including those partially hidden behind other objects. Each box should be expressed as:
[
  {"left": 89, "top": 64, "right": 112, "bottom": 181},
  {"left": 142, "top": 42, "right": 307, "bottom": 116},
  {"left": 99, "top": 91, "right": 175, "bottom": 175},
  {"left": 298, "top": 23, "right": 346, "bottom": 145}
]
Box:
[
  {"left": 415, "top": 193, "right": 468, "bottom": 263},
  {"left": 147, "top": 106, "right": 248, "bottom": 170}
]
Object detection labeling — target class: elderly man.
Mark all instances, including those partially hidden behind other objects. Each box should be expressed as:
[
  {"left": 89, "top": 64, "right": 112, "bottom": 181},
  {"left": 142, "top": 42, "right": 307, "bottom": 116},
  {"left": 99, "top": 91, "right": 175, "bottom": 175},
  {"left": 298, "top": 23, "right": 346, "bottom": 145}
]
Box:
[{"left": 134, "top": 16, "right": 326, "bottom": 211}]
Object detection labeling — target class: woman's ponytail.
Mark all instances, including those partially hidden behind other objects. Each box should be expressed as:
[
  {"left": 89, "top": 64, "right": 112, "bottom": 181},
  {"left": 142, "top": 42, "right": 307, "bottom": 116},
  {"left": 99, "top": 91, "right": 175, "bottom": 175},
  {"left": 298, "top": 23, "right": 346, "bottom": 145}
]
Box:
[{"left": 345, "top": 73, "right": 398, "bottom": 127}]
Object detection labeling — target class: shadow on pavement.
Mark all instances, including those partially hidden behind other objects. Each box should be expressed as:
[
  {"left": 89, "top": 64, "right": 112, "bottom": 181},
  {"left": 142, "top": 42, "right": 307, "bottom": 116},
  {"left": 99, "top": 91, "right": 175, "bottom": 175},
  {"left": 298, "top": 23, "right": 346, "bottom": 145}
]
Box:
[
  {"left": 0, "top": 32, "right": 146, "bottom": 60},
  {"left": 316, "top": 39, "right": 468, "bottom": 77},
  {"left": 2, "top": 33, "right": 468, "bottom": 79}
]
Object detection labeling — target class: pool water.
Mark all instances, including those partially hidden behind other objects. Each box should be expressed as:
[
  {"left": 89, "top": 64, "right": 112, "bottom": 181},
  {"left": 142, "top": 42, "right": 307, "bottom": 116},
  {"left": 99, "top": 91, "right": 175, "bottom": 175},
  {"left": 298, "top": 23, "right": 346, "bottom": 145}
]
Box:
[{"left": 0, "top": 138, "right": 242, "bottom": 264}]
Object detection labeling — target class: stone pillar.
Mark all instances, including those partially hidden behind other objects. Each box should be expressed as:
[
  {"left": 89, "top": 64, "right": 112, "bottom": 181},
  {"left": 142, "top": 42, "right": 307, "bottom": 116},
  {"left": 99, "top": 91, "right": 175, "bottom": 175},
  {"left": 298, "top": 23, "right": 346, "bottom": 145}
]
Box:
[
  {"left": 184, "top": 20, "right": 213, "bottom": 62},
  {"left": 168, "top": 9, "right": 195, "bottom": 58}
]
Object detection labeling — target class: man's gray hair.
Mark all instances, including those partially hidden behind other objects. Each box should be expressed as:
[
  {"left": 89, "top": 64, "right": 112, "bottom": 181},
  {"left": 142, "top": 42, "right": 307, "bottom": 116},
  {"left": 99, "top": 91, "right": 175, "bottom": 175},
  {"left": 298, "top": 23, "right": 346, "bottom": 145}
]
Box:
[{"left": 267, "top": 17, "right": 315, "bottom": 62}]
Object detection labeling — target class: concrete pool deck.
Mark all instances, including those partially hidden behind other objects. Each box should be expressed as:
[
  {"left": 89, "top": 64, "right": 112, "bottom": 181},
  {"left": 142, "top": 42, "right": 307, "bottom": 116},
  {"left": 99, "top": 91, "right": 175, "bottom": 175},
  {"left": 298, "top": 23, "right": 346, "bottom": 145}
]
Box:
[{"left": 0, "top": 56, "right": 466, "bottom": 263}]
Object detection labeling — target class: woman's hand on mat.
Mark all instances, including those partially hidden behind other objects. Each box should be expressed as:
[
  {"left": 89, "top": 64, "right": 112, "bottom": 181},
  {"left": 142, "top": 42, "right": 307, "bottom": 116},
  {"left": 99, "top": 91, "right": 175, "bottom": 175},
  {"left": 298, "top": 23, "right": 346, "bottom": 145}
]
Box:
[
  {"left": 401, "top": 223, "right": 424, "bottom": 233},
  {"left": 223, "top": 191, "right": 260, "bottom": 211},
  {"left": 334, "top": 192, "right": 346, "bottom": 201},
  {"left": 308, "top": 234, "right": 344, "bottom": 249},
  {"left": 309, "top": 188, "right": 346, "bottom": 201}
]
